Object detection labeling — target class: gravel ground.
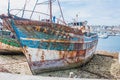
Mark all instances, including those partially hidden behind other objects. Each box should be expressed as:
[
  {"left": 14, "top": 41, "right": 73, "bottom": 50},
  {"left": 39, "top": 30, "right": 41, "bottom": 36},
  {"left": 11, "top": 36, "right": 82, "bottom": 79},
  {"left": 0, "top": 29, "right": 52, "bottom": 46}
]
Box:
[
  {"left": 39, "top": 54, "right": 119, "bottom": 79},
  {"left": 0, "top": 51, "right": 120, "bottom": 79}
]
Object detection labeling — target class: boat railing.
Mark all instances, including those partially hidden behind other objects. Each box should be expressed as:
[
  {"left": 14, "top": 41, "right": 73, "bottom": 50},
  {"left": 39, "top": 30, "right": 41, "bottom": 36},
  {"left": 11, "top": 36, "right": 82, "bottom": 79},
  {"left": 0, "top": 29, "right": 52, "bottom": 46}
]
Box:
[
  {"left": 84, "top": 32, "right": 98, "bottom": 41},
  {"left": 10, "top": 9, "right": 66, "bottom": 25}
]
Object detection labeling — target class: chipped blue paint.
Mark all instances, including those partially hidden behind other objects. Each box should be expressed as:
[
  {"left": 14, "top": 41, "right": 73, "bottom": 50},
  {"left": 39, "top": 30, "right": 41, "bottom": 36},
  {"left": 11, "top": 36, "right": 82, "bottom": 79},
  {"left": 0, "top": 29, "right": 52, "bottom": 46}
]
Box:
[
  {"left": 10, "top": 20, "right": 98, "bottom": 51},
  {"left": 11, "top": 20, "right": 27, "bottom": 47}
]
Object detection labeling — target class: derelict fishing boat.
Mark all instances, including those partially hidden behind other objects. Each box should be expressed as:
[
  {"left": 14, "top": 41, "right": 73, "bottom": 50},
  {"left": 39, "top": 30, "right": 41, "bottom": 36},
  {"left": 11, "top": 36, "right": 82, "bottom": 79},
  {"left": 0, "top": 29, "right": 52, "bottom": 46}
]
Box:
[
  {"left": 0, "top": 0, "right": 98, "bottom": 74},
  {"left": 0, "top": 22, "right": 21, "bottom": 54}
]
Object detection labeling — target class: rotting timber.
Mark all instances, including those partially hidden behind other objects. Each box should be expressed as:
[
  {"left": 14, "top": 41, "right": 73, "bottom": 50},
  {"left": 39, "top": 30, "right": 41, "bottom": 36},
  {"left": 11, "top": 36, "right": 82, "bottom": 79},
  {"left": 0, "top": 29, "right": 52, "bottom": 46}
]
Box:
[{"left": 0, "top": 0, "right": 98, "bottom": 74}]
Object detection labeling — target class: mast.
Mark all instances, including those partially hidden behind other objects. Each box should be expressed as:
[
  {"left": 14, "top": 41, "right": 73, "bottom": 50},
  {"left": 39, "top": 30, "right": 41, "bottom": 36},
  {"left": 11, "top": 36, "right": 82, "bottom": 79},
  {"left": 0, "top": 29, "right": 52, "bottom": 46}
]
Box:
[
  {"left": 49, "top": 0, "right": 52, "bottom": 23},
  {"left": 8, "top": 0, "right": 10, "bottom": 16}
]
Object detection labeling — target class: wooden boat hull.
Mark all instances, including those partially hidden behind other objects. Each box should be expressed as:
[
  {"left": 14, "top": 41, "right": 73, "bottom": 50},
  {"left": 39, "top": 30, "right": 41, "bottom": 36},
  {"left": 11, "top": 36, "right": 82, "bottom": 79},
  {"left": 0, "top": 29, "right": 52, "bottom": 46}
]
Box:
[
  {"left": 0, "top": 41, "right": 21, "bottom": 54},
  {"left": 0, "top": 34, "right": 21, "bottom": 54},
  {"left": 21, "top": 37, "right": 97, "bottom": 74},
  {"left": 4, "top": 19, "right": 98, "bottom": 74},
  {"left": 29, "top": 45, "right": 97, "bottom": 74}
]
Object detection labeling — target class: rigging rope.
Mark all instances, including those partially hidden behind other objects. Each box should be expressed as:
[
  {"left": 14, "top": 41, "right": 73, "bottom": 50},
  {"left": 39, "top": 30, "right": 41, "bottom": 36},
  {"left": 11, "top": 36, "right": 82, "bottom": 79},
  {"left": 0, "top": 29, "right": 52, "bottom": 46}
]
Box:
[{"left": 37, "top": 0, "right": 56, "bottom": 5}]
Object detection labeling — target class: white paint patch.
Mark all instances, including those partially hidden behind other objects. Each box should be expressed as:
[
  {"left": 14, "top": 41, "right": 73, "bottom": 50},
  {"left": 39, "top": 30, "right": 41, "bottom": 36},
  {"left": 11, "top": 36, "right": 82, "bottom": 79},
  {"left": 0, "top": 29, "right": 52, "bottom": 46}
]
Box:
[{"left": 26, "top": 48, "right": 60, "bottom": 61}]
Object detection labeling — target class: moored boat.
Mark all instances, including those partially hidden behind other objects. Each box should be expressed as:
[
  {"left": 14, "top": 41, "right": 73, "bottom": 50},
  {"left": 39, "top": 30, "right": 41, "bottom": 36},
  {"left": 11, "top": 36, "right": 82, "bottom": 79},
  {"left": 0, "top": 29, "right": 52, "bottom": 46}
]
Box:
[
  {"left": 98, "top": 32, "right": 108, "bottom": 39},
  {"left": 0, "top": 0, "right": 98, "bottom": 74}
]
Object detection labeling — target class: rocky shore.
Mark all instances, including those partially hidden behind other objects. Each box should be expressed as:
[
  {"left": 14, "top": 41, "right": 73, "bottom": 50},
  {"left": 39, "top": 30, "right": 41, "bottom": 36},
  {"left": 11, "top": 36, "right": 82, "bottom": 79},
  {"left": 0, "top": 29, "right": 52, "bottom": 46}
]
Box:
[{"left": 0, "top": 51, "right": 120, "bottom": 79}]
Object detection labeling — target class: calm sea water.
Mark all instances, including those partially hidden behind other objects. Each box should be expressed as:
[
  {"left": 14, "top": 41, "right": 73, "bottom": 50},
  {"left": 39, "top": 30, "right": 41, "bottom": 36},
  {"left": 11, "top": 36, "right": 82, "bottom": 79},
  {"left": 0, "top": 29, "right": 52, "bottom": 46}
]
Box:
[{"left": 97, "top": 36, "right": 120, "bottom": 52}]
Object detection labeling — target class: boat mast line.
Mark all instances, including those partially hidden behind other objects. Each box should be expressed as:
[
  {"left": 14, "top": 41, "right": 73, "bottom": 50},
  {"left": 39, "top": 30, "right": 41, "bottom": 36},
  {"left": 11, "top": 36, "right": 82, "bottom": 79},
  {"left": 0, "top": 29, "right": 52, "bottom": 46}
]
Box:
[
  {"left": 30, "top": 0, "right": 39, "bottom": 19},
  {"left": 8, "top": 0, "right": 66, "bottom": 25},
  {"left": 36, "top": 0, "right": 56, "bottom": 5},
  {"left": 57, "top": 0, "right": 66, "bottom": 25},
  {"left": 36, "top": 0, "right": 66, "bottom": 25},
  {"left": 22, "top": 0, "right": 28, "bottom": 18},
  {"left": 10, "top": 9, "right": 66, "bottom": 24}
]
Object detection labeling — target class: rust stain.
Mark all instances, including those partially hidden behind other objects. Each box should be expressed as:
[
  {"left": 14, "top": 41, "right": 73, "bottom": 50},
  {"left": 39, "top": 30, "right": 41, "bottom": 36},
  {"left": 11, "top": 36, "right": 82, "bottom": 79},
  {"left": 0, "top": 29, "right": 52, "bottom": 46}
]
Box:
[
  {"left": 14, "top": 20, "right": 83, "bottom": 35},
  {"left": 59, "top": 51, "right": 65, "bottom": 59},
  {"left": 76, "top": 50, "right": 86, "bottom": 56},
  {"left": 28, "top": 54, "right": 33, "bottom": 67},
  {"left": 67, "top": 51, "right": 76, "bottom": 58},
  {"left": 22, "top": 46, "right": 28, "bottom": 53},
  {"left": 43, "top": 28, "right": 47, "bottom": 33},
  {"left": 41, "top": 51, "right": 45, "bottom": 62},
  {"left": 35, "top": 26, "right": 41, "bottom": 31},
  {"left": 21, "top": 38, "right": 84, "bottom": 43},
  {"left": 59, "top": 50, "right": 85, "bottom": 59}
]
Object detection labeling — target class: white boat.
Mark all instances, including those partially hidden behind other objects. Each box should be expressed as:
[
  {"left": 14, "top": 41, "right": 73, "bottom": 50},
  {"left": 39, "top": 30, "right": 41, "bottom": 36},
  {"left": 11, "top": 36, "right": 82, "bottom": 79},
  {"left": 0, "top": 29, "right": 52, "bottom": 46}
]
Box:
[{"left": 98, "top": 32, "right": 108, "bottom": 39}]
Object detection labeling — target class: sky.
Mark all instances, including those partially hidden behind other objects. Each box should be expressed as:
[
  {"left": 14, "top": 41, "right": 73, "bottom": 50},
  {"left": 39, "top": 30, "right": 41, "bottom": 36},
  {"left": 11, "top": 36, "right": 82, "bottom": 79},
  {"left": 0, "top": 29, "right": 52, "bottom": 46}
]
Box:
[{"left": 0, "top": 0, "right": 120, "bottom": 26}]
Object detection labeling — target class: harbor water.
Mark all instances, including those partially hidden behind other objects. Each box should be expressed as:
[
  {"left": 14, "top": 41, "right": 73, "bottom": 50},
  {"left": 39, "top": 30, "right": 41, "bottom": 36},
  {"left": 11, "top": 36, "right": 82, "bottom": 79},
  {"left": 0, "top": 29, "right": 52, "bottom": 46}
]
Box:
[{"left": 97, "top": 36, "right": 120, "bottom": 52}]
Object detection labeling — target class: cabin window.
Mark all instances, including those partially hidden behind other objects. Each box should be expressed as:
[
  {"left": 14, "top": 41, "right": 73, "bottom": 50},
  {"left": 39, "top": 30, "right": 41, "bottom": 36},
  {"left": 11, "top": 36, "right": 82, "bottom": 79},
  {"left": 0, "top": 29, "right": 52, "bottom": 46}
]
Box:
[
  {"left": 71, "top": 23, "right": 73, "bottom": 26},
  {"left": 79, "top": 22, "right": 83, "bottom": 26},
  {"left": 74, "top": 23, "right": 77, "bottom": 26},
  {"left": 77, "top": 22, "right": 79, "bottom": 26},
  {"left": 68, "top": 22, "right": 84, "bottom": 26}
]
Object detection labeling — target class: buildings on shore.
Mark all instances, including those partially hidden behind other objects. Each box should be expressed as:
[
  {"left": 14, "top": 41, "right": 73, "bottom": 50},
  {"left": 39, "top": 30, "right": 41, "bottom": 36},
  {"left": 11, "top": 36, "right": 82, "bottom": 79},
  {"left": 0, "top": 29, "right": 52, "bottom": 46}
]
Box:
[{"left": 89, "top": 25, "right": 120, "bottom": 38}]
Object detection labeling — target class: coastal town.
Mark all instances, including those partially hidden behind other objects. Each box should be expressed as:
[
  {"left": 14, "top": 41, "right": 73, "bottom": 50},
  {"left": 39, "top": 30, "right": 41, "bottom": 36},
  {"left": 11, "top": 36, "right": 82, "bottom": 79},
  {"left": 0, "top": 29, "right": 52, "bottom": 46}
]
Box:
[{"left": 90, "top": 25, "right": 120, "bottom": 38}]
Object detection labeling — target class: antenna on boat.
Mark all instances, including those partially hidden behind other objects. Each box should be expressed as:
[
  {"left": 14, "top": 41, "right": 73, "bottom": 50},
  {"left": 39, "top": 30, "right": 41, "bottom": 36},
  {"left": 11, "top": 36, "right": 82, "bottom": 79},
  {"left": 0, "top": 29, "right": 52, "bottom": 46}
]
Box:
[
  {"left": 8, "top": 0, "right": 10, "bottom": 16},
  {"left": 76, "top": 14, "right": 78, "bottom": 22},
  {"left": 30, "top": 0, "right": 39, "bottom": 19},
  {"left": 22, "top": 0, "right": 27, "bottom": 18}
]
